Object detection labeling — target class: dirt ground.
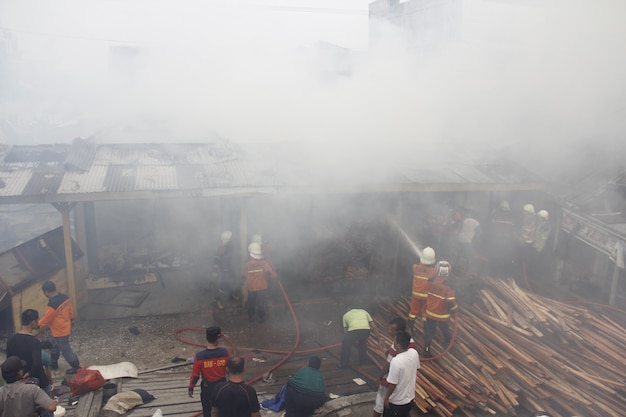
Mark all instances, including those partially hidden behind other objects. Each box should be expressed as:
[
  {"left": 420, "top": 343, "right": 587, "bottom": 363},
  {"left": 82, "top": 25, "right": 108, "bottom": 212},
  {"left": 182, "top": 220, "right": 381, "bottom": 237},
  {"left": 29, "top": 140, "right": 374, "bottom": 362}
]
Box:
[
  {"left": 48, "top": 313, "right": 209, "bottom": 373},
  {"left": 44, "top": 282, "right": 363, "bottom": 375}
]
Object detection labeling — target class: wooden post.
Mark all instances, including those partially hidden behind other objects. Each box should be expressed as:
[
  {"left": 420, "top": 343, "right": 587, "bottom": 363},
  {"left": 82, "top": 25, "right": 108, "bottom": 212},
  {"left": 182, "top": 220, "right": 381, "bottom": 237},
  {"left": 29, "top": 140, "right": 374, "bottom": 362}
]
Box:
[
  {"left": 52, "top": 202, "right": 78, "bottom": 316},
  {"left": 609, "top": 260, "right": 619, "bottom": 305}
]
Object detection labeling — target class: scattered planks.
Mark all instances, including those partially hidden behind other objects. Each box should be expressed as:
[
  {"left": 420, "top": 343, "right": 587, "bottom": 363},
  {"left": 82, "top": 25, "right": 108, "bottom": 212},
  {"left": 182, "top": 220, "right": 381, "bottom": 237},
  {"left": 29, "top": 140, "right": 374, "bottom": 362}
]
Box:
[{"left": 369, "top": 277, "right": 626, "bottom": 417}]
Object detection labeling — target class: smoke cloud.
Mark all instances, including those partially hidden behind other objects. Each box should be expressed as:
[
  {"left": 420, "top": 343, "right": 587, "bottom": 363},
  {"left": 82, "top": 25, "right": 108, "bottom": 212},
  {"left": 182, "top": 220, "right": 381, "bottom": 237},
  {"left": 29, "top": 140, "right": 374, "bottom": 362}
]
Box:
[{"left": 1, "top": 0, "right": 624, "bottom": 179}]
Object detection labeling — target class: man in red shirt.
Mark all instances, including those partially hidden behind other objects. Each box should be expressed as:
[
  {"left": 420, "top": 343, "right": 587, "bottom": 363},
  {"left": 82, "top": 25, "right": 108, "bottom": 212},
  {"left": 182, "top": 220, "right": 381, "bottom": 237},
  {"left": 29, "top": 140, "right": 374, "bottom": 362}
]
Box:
[{"left": 188, "top": 326, "right": 230, "bottom": 417}]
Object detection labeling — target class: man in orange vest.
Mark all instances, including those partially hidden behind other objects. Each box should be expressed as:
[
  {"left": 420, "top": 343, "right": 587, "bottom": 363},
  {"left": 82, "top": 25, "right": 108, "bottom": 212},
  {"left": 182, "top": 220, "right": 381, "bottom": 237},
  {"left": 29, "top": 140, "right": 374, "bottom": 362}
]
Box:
[
  {"left": 407, "top": 247, "right": 438, "bottom": 330},
  {"left": 423, "top": 274, "right": 457, "bottom": 358},
  {"left": 39, "top": 281, "right": 80, "bottom": 374}
]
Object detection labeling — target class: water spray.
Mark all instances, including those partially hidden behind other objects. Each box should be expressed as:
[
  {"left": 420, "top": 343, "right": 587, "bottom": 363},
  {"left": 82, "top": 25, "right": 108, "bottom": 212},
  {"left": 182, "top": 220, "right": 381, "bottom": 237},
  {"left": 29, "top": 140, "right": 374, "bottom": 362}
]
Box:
[{"left": 388, "top": 217, "right": 422, "bottom": 258}]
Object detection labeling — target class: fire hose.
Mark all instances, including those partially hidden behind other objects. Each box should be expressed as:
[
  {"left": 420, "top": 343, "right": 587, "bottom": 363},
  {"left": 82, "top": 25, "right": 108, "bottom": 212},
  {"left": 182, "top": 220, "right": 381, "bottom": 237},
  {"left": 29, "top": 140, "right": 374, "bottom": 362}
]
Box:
[{"left": 176, "top": 278, "right": 456, "bottom": 416}]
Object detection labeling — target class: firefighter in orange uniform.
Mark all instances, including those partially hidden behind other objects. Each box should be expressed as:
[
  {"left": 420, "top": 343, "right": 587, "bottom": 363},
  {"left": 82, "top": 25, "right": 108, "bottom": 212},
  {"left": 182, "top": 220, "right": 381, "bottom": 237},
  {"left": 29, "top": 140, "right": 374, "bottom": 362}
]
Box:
[
  {"left": 242, "top": 242, "right": 277, "bottom": 323},
  {"left": 407, "top": 247, "right": 438, "bottom": 330},
  {"left": 423, "top": 273, "right": 457, "bottom": 358}
]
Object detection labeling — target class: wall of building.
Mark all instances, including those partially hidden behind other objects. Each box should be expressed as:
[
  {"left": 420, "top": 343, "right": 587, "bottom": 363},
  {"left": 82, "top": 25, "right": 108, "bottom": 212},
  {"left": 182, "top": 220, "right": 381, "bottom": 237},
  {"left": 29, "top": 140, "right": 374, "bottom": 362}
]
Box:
[{"left": 10, "top": 264, "right": 84, "bottom": 333}]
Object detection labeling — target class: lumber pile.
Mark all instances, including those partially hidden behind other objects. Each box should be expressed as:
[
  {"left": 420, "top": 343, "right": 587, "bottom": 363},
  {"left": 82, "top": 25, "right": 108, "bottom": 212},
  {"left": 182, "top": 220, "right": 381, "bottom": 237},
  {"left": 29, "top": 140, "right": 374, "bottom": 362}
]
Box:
[{"left": 369, "top": 277, "right": 626, "bottom": 417}]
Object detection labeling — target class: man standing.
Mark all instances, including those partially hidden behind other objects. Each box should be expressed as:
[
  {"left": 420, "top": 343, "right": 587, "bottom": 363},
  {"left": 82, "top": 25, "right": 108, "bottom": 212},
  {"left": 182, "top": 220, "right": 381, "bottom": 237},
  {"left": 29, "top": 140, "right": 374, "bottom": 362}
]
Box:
[
  {"left": 0, "top": 356, "right": 58, "bottom": 417},
  {"left": 242, "top": 242, "right": 277, "bottom": 323},
  {"left": 373, "top": 318, "right": 416, "bottom": 417},
  {"left": 38, "top": 280, "right": 80, "bottom": 374},
  {"left": 211, "top": 356, "right": 261, "bottom": 417},
  {"left": 6, "top": 309, "right": 53, "bottom": 417},
  {"left": 339, "top": 307, "right": 373, "bottom": 368},
  {"left": 437, "top": 201, "right": 462, "bottom": 259},
  {"left": 383, "top": 331, "right": 420, "bottom": 417},
  {"left": 408, "top": 247, "right": 438, "bottom": 330},
  {"left": 188, "top": 326, "right": 230, "bottom": 417},
  {"left": 213, "top": 231, "right": 236, "bottom": 310},
  {"left": 456, "top": 209, "right": 481, "bottom": 275},
  {"left": 284, "top": 356, "right": 326, "bottom": 417},
  {"left": 423, "top": 275, "right": 458, "bottom": 358},
  {"left": 488, "top": 200, "right": 516, "bottom": 277}
]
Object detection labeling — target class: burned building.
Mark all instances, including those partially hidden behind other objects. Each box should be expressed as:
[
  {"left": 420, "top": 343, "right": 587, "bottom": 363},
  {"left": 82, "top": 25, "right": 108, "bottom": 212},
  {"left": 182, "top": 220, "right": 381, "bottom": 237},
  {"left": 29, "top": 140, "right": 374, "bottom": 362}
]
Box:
[{"left": 0, "top": 137, "right": 550, "bottom": 323}]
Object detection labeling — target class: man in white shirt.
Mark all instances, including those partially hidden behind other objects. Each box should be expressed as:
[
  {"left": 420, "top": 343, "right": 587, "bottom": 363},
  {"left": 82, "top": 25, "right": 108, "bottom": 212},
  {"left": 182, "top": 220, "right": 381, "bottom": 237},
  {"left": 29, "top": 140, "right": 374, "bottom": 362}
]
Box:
[
  {"left": 373, "top": 318, "right": 416, "bottom": 417},
  {"left": 384, "top": 331, "right": 420, "bottom": 417},
  {"left": 456, "top": 211, "right": 481, "bottom": 274}
]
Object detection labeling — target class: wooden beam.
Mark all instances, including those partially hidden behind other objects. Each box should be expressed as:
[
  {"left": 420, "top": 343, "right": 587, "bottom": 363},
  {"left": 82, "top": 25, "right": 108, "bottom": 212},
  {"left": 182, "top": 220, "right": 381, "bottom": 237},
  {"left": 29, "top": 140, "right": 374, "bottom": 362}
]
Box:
[{"left": 51, "top": 202, "right": 78, "bottom": 317}]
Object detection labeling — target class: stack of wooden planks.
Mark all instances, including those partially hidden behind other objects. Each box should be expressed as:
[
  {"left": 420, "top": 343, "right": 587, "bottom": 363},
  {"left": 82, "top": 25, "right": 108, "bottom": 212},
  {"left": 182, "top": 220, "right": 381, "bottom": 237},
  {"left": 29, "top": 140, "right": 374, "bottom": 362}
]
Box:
[{"left": 368, "top": 277, "right": 626, "bottom": 417}]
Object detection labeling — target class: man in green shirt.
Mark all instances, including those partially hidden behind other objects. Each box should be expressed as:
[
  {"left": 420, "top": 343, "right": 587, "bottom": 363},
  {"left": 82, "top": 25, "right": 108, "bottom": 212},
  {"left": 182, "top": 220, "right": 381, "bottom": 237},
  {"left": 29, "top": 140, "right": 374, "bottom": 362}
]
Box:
[
  {"left": 285, "top": 356, "right": 326, "bottom": 417},
  {"left": 339, "top": 307, "right": 373, "bottom": 368}
]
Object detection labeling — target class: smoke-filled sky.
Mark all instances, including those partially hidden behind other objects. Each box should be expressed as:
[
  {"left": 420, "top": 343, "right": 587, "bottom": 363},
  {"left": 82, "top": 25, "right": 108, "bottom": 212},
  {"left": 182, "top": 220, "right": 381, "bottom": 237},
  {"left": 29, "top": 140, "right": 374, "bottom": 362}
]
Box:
[{"left": 1, "top": 0, "right": 625, "bottom": 178}]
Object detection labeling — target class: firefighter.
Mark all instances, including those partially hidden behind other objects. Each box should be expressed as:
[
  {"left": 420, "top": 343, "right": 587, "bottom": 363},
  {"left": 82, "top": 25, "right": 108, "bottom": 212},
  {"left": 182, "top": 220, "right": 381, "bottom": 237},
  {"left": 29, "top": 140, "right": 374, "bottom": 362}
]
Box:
[
  {"left": 407, "top": 247, "right": 438, "bottom": 331},
  {"left": 251, "top": 234, "right": 273, "bottom": 267},
  {"left": 519, "top": 203, "right": 537, "bottom": 271},
  {"left": 241, "top": 242, "right": 277, "bottom": 323},
  {"left": 423, "top": 273, "right": 457, "bottom": 358},
  {"left": 519, "top": 204, "right": 536, "bottom": 245},
  {"left": 533, "top": 210, "right": 551, "bottom": 253},
  {"left": 435, "top": 260, "right": 451, "bottom": 284}
]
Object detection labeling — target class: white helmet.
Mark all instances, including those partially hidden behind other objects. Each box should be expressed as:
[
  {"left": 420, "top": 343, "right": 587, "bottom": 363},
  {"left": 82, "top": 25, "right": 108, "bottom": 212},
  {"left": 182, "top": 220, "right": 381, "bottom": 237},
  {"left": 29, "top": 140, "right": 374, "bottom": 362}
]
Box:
[
  {"left": 500, "top": 200, "right": 510, "bottom": 211},
  {"left": 248, "top": 242, "right": 263, "bottom": 259},
  {"left": 221, "top": 231, "right": 232, "bottom": 245},
  {"left": 437, "top": 260, "right": 451, "bottom": 278},
  {"left": 538, "top": 210, "right": 549, "bottom": 220},
  {"left": 523, "top": 204, "right": 535, "bottom": 214},
  {"left": 420, "top": 247, "right": 436, "bottom": 265},
  {"left": 251, "top": 234, "right": 263, "bottom": 245}
]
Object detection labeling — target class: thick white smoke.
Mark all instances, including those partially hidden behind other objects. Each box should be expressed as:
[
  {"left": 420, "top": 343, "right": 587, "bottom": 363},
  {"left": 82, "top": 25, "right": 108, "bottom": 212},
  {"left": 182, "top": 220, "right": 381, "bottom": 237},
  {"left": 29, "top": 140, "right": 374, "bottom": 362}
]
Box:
[{"left": 1, "top": 0, "right": 624, "bottom": 179}]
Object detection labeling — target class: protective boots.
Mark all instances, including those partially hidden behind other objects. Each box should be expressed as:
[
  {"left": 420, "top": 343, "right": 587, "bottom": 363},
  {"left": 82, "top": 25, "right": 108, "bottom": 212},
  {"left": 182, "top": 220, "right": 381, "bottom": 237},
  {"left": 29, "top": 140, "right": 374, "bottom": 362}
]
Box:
[
  {"left": 423, "top": 346, "right": 433, "bottom": 359},
  {"left": 66, "top": 361, "right": 80, "bottom": 375}
]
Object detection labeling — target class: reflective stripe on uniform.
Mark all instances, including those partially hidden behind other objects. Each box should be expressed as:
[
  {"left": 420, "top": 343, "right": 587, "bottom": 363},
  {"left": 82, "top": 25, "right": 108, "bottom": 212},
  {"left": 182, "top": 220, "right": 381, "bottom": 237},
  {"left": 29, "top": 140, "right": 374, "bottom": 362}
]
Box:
[
  {"left": 426, "top": 309, "right": 450, "bottom": 320},
  {"left": 428, "top": 293, "right": 456, "bottom": 302}
]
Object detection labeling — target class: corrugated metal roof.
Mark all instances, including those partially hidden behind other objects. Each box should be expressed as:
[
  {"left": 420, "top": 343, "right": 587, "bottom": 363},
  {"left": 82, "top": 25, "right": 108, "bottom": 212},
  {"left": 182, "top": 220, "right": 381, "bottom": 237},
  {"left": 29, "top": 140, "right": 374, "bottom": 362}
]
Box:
[
  {"left": 58, "top": 165, "right": 108, "bottom": 194},
  {"left": 555, "top": 167, "right": 626, "bottom": 240},
  {"left": 0, "top": 139, "right": 545, "bottom": 203},
  {"left": 64, "top": 138, "right": 97, "bottom": 172}
]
